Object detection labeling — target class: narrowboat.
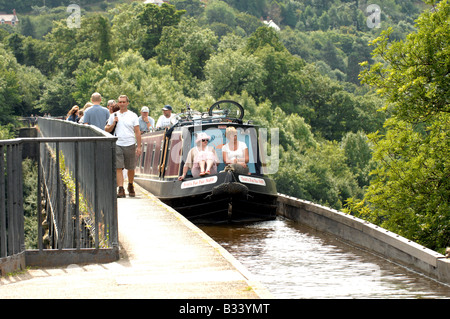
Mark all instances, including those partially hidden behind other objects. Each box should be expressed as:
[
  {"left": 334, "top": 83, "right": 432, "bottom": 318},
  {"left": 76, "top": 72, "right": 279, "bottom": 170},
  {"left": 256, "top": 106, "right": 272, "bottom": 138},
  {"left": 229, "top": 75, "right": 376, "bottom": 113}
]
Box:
[{"left": 134, "top": 100, "right": 278, "bottom": 224}]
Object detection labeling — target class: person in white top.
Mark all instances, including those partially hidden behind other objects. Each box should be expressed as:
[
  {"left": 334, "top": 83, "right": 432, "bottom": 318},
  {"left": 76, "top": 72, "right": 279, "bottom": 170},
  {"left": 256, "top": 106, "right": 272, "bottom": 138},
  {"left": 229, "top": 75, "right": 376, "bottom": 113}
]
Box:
[
  {"left": 155, "top": 105, "right": 177, "bottom": 129},
  {"left": 105, "top": 95, "right": 142, "bottom": 198},
  {"left": 222, "top": 126, "right": 249, "bottom": 175}
]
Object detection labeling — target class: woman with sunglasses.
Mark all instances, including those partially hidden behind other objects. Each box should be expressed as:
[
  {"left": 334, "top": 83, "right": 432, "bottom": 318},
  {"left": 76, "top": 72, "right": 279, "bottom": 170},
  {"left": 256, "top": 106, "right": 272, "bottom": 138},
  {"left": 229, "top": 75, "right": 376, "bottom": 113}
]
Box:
[{"left": 178, "top": 132, "right": 219, "bottom": 180}]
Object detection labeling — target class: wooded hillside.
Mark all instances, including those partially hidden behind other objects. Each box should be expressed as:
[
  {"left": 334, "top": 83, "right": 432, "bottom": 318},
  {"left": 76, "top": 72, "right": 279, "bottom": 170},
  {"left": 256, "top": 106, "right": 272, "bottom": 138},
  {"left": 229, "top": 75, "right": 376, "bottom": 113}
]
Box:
[{"left": 1, "top": 0, "right": 447, "bottom": 252}]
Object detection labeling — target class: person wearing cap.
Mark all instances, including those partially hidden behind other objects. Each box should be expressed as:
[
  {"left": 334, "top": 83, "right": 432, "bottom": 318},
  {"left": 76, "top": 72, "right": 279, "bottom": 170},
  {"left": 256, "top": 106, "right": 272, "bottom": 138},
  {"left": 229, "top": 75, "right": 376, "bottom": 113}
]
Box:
[
  {"left": 178, "top": 132, "right": 219, "bottom": 180},
  {"left": 138, "top": 106, "right": 155, "bottom": 134},
  {"left": 155, "top": 105, "right": 177, "bottom": 129}
]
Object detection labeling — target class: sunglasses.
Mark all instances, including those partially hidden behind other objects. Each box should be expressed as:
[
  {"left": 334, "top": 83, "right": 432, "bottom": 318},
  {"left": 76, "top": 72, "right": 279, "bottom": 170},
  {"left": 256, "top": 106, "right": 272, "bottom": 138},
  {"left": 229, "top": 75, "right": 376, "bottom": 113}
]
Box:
[{"left": 202, "top": 139, "right": 208, "bottom": 142}]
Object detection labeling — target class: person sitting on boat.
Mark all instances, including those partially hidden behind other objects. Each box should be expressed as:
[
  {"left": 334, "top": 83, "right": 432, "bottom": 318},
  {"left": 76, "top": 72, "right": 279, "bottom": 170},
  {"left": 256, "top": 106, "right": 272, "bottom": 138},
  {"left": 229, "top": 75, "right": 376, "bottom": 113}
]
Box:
[
  {"left": 155, "top": 105, "right": 177, "bottom": 129},
  {"left": 139, "top": 106, "right": 155, "bottom": 134},
  {"left": 222, "top": 126, "right": 249, "bottom": 175},
  {"left": 178, "top": 132, "right": 219, "bottom": 180}
]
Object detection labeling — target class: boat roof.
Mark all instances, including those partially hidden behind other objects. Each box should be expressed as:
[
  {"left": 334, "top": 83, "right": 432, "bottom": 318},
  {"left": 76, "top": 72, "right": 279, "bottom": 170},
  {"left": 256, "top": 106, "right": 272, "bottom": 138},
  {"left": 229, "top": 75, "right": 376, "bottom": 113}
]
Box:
[{"left": 172, "top": 100, "right": 250, "bottom": 129}]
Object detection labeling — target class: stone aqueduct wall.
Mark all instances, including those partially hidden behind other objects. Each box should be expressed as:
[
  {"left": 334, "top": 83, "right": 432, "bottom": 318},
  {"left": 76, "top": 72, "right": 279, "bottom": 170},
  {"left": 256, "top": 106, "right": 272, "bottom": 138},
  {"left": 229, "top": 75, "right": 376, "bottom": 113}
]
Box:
[{"left": 277, "top": 194, "right": 450, "bottom": 284}]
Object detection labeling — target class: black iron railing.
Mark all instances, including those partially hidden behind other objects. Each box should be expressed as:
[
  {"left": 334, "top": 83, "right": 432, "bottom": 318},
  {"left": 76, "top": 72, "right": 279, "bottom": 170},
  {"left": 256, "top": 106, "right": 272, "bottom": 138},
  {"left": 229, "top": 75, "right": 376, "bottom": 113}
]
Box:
[
  {"left": 0, "top": 118, "right": 119, "bottom": 275},
  {"left": 0, "top": 140, "right": 24, "bottom": 262}
]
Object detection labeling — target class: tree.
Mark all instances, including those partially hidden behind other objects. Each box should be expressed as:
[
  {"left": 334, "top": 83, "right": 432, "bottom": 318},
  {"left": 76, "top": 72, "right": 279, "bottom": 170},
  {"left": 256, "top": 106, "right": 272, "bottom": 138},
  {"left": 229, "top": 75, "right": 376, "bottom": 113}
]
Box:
[
  {"left": 246, "top": 26, "right": 286, "bottom": 54},
  {"left": 360, "top": 0, "right": 450, "bottom": 123},
  {"left": 137, "top": 3, "right": 185, "bottom": 59},
  {"left": 5, "top": 33, "right": 25, "bottom": 64},
  {"left": 110, "top": 2, "right": 145, "bottom": 54},
  {"left": 73, "top": 59, "right": 116, "bottom": 105},
  {"left": 17, "top": 65, "right": 46, "bottom": 116},
  {"left": 20, "top": 16, "right": 36, "bottom": 38},
  {"left": 340, "top": 130, "right": 373, "bottom": 188},
  {"left": 37, "top": 72, "right": 76, "bottom": 116},
  {"left": 96, "top": 15, "right": 113, "bottom": 63},
  {"left": 223, "top": 0, "right": 267, "bottom": 17},
  {"left": 156, "top": 18, "right": 218, "bottom": 91},
  {"left": 350, "top": 0, "right": 450, "bottom": 252},
  {"left": 204, "top": 48, "right": 266, "bottom": 99},
  {"left": 253, "top": 45, "right": 305, "bottom": 106},
  {"left": 276, "top": 140, "right": 360, "bottom": 210},
  {"left": 353, "top": 116, "right": 450, "bottom": 251},
  {"left": 171, "top": 0, "right": 205, "bottom": 17},
  {"left": 204, "top": 0, "right": 236, "bottom": 27},
  {"left": 45, "top": 15, "right": 114, "bottom": 76},
  {"left": 0, "top": 45, "right": 20, "bottom": 123},
  {"left": 95, "top": 50, "right": 185, "bottom": 115}
]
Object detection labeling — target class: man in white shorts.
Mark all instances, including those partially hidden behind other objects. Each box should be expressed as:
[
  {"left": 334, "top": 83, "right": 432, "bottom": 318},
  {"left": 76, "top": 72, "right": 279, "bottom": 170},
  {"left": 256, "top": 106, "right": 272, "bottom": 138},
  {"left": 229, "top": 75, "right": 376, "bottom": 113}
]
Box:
[{"left": 105, "top": 95, "right": 142, "bottom": 198}]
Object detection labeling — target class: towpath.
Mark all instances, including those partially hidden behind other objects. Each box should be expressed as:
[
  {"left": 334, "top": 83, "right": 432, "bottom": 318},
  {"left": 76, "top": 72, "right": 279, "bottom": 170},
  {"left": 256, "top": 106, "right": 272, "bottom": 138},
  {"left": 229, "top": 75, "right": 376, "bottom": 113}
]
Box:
[{"left": 0, "top": 184, "right": 272, "bottom": 299}]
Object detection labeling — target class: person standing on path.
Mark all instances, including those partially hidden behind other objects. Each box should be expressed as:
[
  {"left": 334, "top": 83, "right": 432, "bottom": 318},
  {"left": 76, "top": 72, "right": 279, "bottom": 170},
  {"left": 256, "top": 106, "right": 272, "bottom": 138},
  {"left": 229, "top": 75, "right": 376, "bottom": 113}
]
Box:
[
  {"left": 107, "top": 99, "right": 117, "bottom": 114},
  {"left": 105, "top": 95, "right": 142, "bottom": 198},
  {"left": 83, "top": 92, "right": 110, "bottom": 130}
]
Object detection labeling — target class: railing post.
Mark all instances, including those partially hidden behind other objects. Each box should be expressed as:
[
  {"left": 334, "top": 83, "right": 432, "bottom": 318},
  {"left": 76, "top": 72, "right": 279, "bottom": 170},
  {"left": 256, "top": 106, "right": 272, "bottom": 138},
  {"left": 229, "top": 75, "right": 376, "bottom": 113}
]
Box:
[
  {"left": 6, "top": 144, "right": 15, "bottom": 255},
  {"left": 74, "top": 141, "right": 80, "bottom": 249},
  {"left": 55, "top": 142, "right": 61, "bottom": 250},
  {"left": 0, "top": 145, "right": 5, "bottom": 257},
  {"left": 94, "top": 141, "right": 99, "bottom": 249},
  {"left": 111, "top": 140, "right": 118, "bottom": 248},
  {"left": 37, "top": 142, "right": 43, "bottom": 251},
  {"left": 16, "top": 143, "right": 25, "bottom": 252}
]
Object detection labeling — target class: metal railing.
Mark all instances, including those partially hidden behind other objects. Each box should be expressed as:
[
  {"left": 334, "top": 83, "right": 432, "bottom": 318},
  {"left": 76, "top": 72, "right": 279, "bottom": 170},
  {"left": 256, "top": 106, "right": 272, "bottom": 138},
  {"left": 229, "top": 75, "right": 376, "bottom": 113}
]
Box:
[
  {"left": 0, "top": 118, "right": 119, "bottom": 274},
  {"left": 0, "top": 140, "right": 25, "bottom": 262}
]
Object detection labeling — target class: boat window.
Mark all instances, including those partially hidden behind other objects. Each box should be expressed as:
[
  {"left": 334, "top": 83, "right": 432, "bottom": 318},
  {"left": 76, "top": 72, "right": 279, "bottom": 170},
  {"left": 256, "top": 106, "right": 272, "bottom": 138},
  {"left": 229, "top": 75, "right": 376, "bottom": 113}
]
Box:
[
  {"left": 140, "top": 143, "right": 147, "bottom": 168},
  {"left": 190, "top": 127, "right": 258, "bottom": 174},
  {"left": 150, "top": 141, "right": 156, "bottom": 175}
]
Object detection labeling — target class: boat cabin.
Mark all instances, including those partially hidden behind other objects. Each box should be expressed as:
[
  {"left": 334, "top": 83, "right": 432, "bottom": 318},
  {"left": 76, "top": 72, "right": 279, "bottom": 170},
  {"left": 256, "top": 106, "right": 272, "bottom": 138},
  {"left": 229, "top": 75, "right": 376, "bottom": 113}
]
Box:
[{"left": 134, "top": 100, "right": 277, "bottom": 223}]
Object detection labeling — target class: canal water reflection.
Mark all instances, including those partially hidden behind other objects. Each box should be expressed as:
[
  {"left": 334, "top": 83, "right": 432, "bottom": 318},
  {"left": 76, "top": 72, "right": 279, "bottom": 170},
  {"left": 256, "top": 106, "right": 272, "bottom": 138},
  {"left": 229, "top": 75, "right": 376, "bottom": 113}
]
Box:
[{"left": 200, "top": 218, "right": 450, "bottom": 299}]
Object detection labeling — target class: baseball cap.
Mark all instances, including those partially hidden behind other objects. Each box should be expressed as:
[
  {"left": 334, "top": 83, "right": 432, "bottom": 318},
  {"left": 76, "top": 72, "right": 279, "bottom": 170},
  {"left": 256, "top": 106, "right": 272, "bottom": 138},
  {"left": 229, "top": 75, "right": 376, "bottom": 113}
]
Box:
[
  {"left": 141, "top": 106, "right": 149, "bottom": 112},
  {"left": 162, "top": 105, "right": 172, "bottom": 111}
]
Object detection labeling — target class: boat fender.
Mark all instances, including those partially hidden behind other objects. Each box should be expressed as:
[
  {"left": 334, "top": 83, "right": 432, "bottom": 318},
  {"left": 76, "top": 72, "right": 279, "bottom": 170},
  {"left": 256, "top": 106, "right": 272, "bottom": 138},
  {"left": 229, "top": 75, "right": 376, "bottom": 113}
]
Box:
[
  {"left": 211, "top": 182, "right": 248, "bottom": 197},
  {"left": 223, "top": 168, "right": 235, "bottom": 183}
]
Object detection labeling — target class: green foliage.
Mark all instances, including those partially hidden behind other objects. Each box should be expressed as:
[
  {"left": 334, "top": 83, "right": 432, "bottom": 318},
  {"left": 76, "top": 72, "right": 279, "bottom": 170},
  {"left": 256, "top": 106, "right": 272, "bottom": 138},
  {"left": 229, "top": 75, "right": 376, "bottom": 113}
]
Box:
[
  {"left": 360, "top": 1, "right": 450, "bottom": 123},
  {"left": 0, "top": 44, "right": 20, "bottom": 123},
  {"left": 45, "top": 15, "right": 114, "bottom": 76},
  {"left": 94, "top": 50, "right": 186, "bottom": 116},
  {"left": 204, "top": 0, "right": 237, "bottom": 28},
  {"left": 340, "top": 130, "right": 374, "bottom": 188},
  {"left": 3, "top": 0, "right": 445, "bottom": 251},
  {"left": 137, "top": 3, "right": 186, "bottom": 59},
  {"left": 0, "top": 43, "right": 45, "bottom": 119},
  {"left": 156, "top": 18, "right": 218, "bottom": 96},
  {"left": 245, "top": 26, "right": 286, "bottom": 54},
  {"left": 22, "top": 159, "right": 38, "bottom": 249},
  {"left": 204, "top": 48, "right": 266, "bottom": 99},
  {"left": 254, "top": 45, "right": 305, "bottom": 106},
  {"left": 350, "top": 0, "right": 450, "bottom": 252},
  {"left": 349, "top": 116, "right": 450, "bottom": 250},
  {"left": 276, "top": 140, "right": 360, "bottom": 209},
  {"left": 171, "top": 0, "right": 205, "bottom": 17},
  {"left": 0, "top": 124, "right": 15, "bottom": 140}
]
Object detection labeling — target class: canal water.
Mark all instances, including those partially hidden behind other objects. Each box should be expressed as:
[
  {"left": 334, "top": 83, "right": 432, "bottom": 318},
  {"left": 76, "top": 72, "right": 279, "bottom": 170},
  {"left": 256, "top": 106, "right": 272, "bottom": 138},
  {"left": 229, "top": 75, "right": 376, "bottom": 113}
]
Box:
[{"left": 200, "top": 217, "right": 450, "bottom": 299}]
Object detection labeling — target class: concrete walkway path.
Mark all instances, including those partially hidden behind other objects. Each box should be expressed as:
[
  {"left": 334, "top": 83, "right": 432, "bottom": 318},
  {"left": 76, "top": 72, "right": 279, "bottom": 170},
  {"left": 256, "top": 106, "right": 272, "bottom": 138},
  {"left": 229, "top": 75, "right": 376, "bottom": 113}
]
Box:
[{"left": 0, "top": 184, "right": 272, "bottom": 299}]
